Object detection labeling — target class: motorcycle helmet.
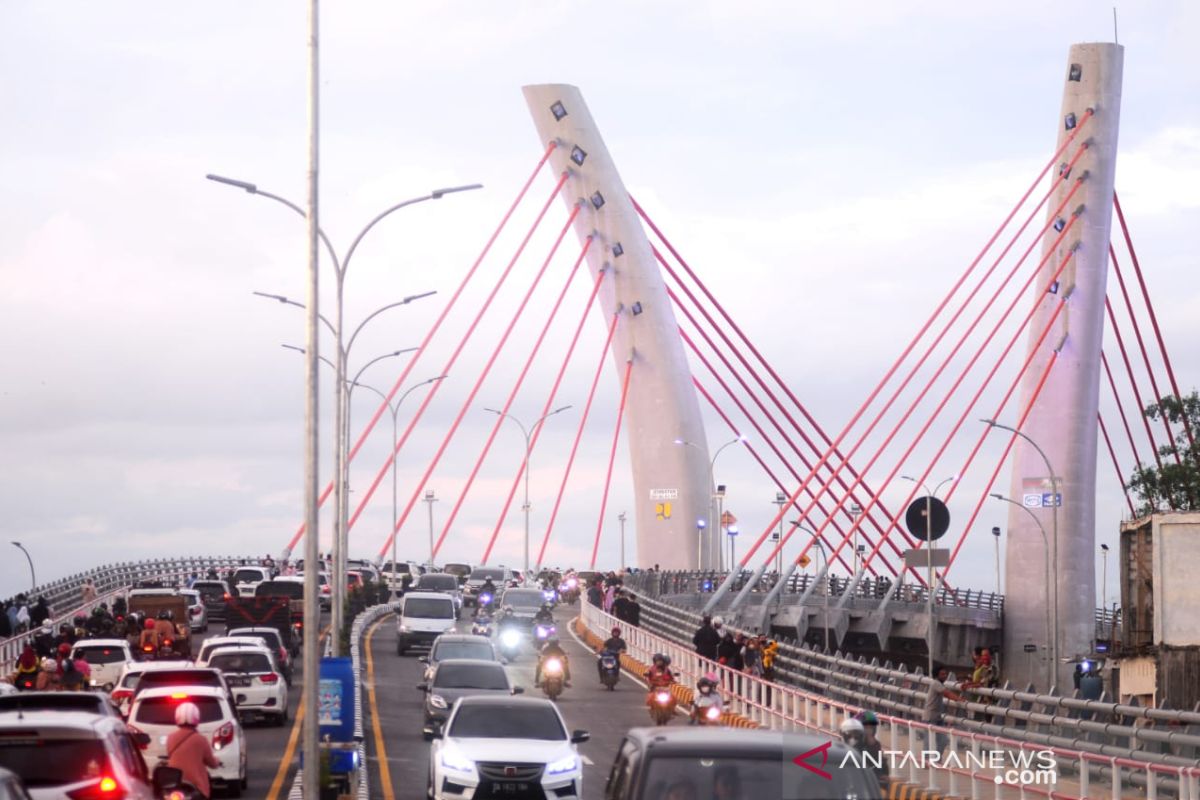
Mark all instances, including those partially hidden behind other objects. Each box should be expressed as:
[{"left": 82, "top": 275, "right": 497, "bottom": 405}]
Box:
[
  {"left": 40, "top": 657, "right": 57, "bottom": 673},
  {"left": 144, "top": 618, "right": 157, "bottom": 630},
  {"left": 175, "top": 702, "right": 201, "bottom": 727},
  {"left": 610, "top": 627, "right": 621, "bottom": 637},
  {"left": 57, "top": 643, "right": 72, "bottom": 657},
  {"left": 652, "top": 653, "right": 669, "bottom": 667},
  {"left": 855, "top": 710, "right": 879, "bottom": 727},
  {"left": 158, "top": 609, "right": 173, "bottom": 620},
  {"left": 839, "top": 717, "right": 865, "bottom": 744},
  {"left": 703, "top": 672, "right": 718, "bottom": 683},
  {"left": 73, "top": 614, "right": 87, "bottom": 627}
]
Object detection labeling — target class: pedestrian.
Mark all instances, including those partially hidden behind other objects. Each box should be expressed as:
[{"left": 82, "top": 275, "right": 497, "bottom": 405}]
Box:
[
  {"left": 7, "top": 598, "right": 22, "bottom": 632},
  {"left": 30, "top": 596, "right": 50, "bottom": 627},
  {"left": 586, "top": 580, "right": 603, "bottom": 607},
  {"left": 717, "top": 631, "right": 743, "bottom": 671},
  {"left": 0, "top": 603, "right": 11, "bottom": 639},
  {"left": 626, "top": 594, "right": 641, "bottom": 627},
  {"left": 924, "top": 667, "right": 961, "bottom": 753},
  {"left": 743, "top": 636, "right": 763, "bottom": 678},
  {"left": 692, "top": 614, "right": 721, "bottom": 661},
  {"left": 612, "top": 592, "right": 631, "bottom": 623},
  {"left": 603, "top": 583, "right": 617, "bottom": 614},
  {"left": 81, "top": 578, "right": 98, "bottom": 605},
  {"left": 15, "top": 602, "right": 30, "bottom": 634}
]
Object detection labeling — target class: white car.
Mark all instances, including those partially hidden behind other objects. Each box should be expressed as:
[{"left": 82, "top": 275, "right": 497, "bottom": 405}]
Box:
[
  {"left": 196, "top": 636, "right": 284, "bottom": 674},
  {"left": 128, "top": 685, "right": 247, "bottom": 797},
  {"left": 0, "top": 710, "right": 158, "bottom": 799},
  {"left": 230, "top": 566, "right": 272, "bottom": 598},
  {"left": 69, "top": 638, "right": 133, "bottom": 692},
  {"left": 204, "top": 645, "right": 289, "bottom": 725},
  {"left": 111, "top": 660, "right": 192, "bottom": 716},
  {"left": 180, "top": 588, "right": 208, "bottom": 632},
  {"left": 428, "top": 696, "right": 588, "bottom": 800}
]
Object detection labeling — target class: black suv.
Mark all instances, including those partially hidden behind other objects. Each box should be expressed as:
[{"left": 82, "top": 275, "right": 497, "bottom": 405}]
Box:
[{"left": 603, "top": 728, "right": 882, "bottom": 800}]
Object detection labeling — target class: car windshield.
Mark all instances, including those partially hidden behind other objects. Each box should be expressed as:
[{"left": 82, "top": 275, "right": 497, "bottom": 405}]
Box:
[
  {"left": 641, "top": 755, "right": 875, "bottom": 800},
  {"left": 433, "top": 642, "right": 495, "bottom": 662},
  {"left": 417, "top": 575, "right": 458, "bottom": 591},
  {"left": 449, "top": 704, "right": 564, "bottom": 740},
  {"left": 230, "top": 630, "right": 282, "bottom": 650},
  {"left": 469, "top": 568, "right": 504, "bottom": 581},
  {"left": 209, "top": 652, "right": 272, "bottom": 673},
  {"left": 135, "top": 695, "right": 224, "bottom": 725},
  {"left": 73, "top": 646, "right": 127, "bottom": 665},
  {"left": 0, "top": 737, "right": 109, "bottom": 788},
  {"left": 256, "top": 582, "right": 303, "bottom": 598},
  {"left": 193, "top": 583, "right": 227, "bottom": 600},
  {"left": 404, "top": 598, "right": 454, "bottom": 618},
  {"left": 232, "top": 569, "right": 264, "bottom": 583},
  {"left": 135, "top": 670, "right": 222, "bottom": 695},
  {"left": 503, "top": 591, "right": 544, "bottom": 609},
  {"left": 0, "top": 695, "right": 104, "bottom": 714},
  {"left": 433, "top": 664, "right": 508, "bottom": 690},
  {"left": 442, "top": 564, "right": 471, "bottom": 578}
]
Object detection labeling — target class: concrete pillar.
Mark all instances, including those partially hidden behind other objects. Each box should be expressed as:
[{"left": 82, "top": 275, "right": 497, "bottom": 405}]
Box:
[
  {"left": 1003, "top": 44, "right": 1123, "bottom": 691},
  {"left": 523, "top": 85, "right": 714, "bottom": 568}
]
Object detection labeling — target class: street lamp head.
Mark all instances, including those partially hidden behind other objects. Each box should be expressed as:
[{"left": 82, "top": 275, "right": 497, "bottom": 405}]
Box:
[
  {"left": 401, "top": 290, "right": 437, "bottom": 305},
  {"left": 980, "top": 418, "right": 997, "bottom": 426},
  {"left": 430, "top": 183, "right": 484, "bottom": 199},
  {"left": 696, "top": 519, "right": 707, "bottom": 529},
  {"left": 775, "top": 491, "right": 787, "bottom": 503},
  {"left": 989, "top": 493, "right": 1005, "bottom": 501},
  {"left": 483, "top": 407, "right": 503, "bottom": 416},
  {"left": 10, "top": 541, "right": 20, "bottom": 547},
  {"left": 991, "top": 526, "right": 1001, "bottom": 537},
  {"left": 253, "top": 290, "right": 290, "bottom": 303},
  {"left": 1100, "top": 543, "right": 1109, "bottom": 551},
  {"left": 549, "top": 405, "right": 572, "bottom": 416},
  {"left": 206, "top": 173, "right": 258, "bottom": 193},
  {"left": 673, "top": 438, "right": 686, "bottom": 445}
]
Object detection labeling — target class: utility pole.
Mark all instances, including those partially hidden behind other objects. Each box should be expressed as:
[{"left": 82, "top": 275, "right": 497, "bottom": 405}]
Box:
[{"left": 618, "top": 512, "right": 627, "bottom": 570}]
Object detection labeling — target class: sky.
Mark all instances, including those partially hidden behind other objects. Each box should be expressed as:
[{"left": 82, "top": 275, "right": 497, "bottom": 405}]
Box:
[{"left": 2, "top": 2, "right": 1197, "bottom": 604}]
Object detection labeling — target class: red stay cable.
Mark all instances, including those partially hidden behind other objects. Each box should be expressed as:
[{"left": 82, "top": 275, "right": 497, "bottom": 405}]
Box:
[
  {"left": 941, "top": 347, "right": 1061, "bottom": 581},
  {"left": 535, "top": 312, "right": 622, "bottom": 568},
  {"left": 435, "top": 211, "right": 588, "bottom": 545},
  {"left": 1104, "top": 295, "right": 1164, "bottom": 470},
  {"left": 371, "top": 172, "right": 572, "bottom": 559},
  {"left": 691, "top": 377, "right": 858, "bottom": 576},
  {"left": 757, "top": 198, "right": 1086, "bottom": 579},
  {"left": 1099, "top": 412, "right": 1137, "bottom": 517},
  {"left": 1113, "top": 192, "right": 1194, "bottom": 449},
  {"left": 284, "top": 142, "right": 557, "bottom": 554},
  {"left": 1109, "top": 245, "right": 1180, "bottom": 464},
  {"left": 678, "top": 326, "right": 897, "bottom": 577},
  {"left": 589, "top": 359, "right": 634, "bottom": 570},
  {"left": 478, "top": 267, "right": 611, "bottom": 564},
  {"left": 1101, "top": 350, "right": 1145, "bottom": 468}
]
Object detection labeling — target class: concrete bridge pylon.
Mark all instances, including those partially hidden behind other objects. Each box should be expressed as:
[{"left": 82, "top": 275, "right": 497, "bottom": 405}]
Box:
[
  {"left": 523, "top": 84, "right": 717, "bottom": 569},
  {"left": 1004, "top": 43, "right": 1123, "bottom": 691}
]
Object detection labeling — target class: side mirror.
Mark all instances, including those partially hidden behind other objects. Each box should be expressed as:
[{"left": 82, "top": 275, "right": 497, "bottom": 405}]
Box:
[
  {"left": 429, "top": 721, "right": 444, "bottom": 739},
  {"left": 512, "top": 686, "right": 524, "bottom": 695},
  {"left": 132, "top": 731, "right": 151, "bottom": 748},
  {"left": 416, "top": 683, "right": 428, "bottom": 692},
  {"left": 152, "top": 765, "right": 183, "bottom": 792},
  {"left": 570, "top": 730, "right": 590, "bottom": 744}
]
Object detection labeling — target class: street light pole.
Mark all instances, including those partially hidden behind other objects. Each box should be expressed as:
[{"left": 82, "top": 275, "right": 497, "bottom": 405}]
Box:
[
  {"left": 10, "top": 542, "right": 35, "bottom": 592},
  {"left": 424, "top": 491, "right": 438, "bottom": 567},
  {"left": 695, "top": 519, "right": 707, "bottom": 570},
  {"left": 209, "top": 173, "right": 480, "bottom": 653},
  {"left": 773, "top": 492, "right": 787, "bottom": 577},
  {"left": 618, "top": 512, "right": 627, "bottom": 570},
  {"left": 674, "top": 436, "right": 746, "bottom": 570},
  {"left": 1100, "top": 543, "right": 1109, "bottom": 613},
  {"left": 486, "top": 406, "right": 572, "bottom": 578},
  {"left": 983, "top": 418, "right": 1060, "bottom": 687},
  {"left": 991, "top": 527, "right": 1002, "bottom": 596},
  {"left": 991, "top": 493, "right": 1054, "bottom": 690},
  {"left": 900, "top": 475, "right": 954, "bottom": 679}
]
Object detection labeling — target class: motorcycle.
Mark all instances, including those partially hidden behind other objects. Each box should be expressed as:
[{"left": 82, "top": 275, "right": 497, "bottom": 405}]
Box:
[
  {"left": 471, "top": 617, "right": 492, "bottom": 637},
  {"left": 153, "top": 763, "right": 204, "bottom": 800},
  {"left": 648, "top": 688, "right": 676, "bottom": 725},
  {"left": 534, "top": 623, "right": 556, "bottom": 645},
  {"left": 691, "top": 688, "right": 723, "bottom": 726},
  {"left": 598, "top": 651, "right": 620, "bottom": 690},
  {"left": 477, "top": 591, "right": 495, "bottom": 611},
  {"left": 497, "top": 625, "right": 522, "bottom": 660},
  {"left": 540, "top": 656, "right": 566, "bottom": 701}
]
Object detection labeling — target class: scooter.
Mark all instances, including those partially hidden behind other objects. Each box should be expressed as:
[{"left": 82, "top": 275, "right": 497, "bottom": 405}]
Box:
[
  {"left": 471, "top": 617, "right": 492, "bottom": 637},
  {"left": 540, "top": 656, "right": 566, "bottom": 701},
  {"left": 153, "top": 763, "right": 205, "bottom": 800},
  {"left": 598, "top": 651, "right": 620, "bottom": 690},
  {"left": 477, "top": 591, "right": 495, "bottom": 611},
  {"left": 691, "top": 688, "right": 724, "bottom": 726},
  {"left": 534, "top": 623, "right": 556, "bottom": 645},
  {"left": 648, "top": 688, "right": 676, "bottom": 725}
]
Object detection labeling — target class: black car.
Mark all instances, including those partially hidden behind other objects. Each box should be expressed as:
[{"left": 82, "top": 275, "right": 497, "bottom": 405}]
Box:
[
  {"left": 417, "top": 659, "right": 521, "bottom": 736},
  {"left": 603, "top": 727, "right": 883, "bottom": 800},
  {"left": 192, "top": 579, "right": 233, "bottom": 621}
]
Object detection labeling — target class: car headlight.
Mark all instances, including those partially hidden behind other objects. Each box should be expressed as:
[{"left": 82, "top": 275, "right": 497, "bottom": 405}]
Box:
[
  {"left": 546, "top": 754, "right": 578, "bottom": 775},
  {"left": 429, "top": 694, "right": 448, "bottom": 709},
  {"left": 440, "top": 746, "right": 475, "bottom": 774},
  {"left": 501, "top": 630, "right": 521, "bottom": 647},
  {"left": 397, "top": 624, "right": 411, "bottom": 633}
]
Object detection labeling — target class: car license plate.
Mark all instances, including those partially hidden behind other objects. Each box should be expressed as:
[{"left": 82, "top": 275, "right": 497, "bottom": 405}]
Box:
[
  {"left": 228, "top": 676, "right": 250, "bottom": 687},
  {"left": 489, "top": 782, "right": 529, "bottom": 794}
]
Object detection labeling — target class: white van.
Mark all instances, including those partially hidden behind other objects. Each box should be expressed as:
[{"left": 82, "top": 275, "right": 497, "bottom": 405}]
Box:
[{"left": 395, "top": 592, "right": 456, "bottom": 655}]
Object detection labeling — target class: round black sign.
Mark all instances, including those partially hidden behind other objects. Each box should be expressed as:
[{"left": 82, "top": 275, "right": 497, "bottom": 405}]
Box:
[{"left": 905, "top": 496, "right": 950, "bottom": 541}]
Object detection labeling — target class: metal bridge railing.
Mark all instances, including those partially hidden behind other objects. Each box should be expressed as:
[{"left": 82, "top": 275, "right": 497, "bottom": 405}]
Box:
[
  {"left": 581, "top": 600, "right": 1200, "bottom": 799},
  {"left": 617, "top": 587, "right": 1200, "bottom": 782}
]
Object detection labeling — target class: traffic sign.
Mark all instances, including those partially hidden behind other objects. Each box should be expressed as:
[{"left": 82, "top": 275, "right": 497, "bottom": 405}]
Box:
[
  {"left": 721, "top": 510, "right": 737, "bottom": 527},
  {"left": 797, "top": 554, "right": 811, "bottom": 568},
  {"left": 1022, "top": 492, "right": 1062, "bottom": 508},
  {"left": 904, "top": 496, "right": 950, "bottom": 541},
  {"left": 654, "top": 502, "right": 672, "bottom": 520}
]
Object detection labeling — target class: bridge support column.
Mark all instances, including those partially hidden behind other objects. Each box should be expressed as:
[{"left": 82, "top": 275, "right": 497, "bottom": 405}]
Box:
[
  {"left": 1003, "top": 43, "right": 1123, "bottom": 691},
  {"left": 523, "top": 85, "right": 715, "bottom": 569}
]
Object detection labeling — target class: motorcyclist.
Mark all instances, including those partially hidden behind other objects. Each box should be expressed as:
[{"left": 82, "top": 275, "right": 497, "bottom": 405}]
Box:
[
  {"left": 35, "top": 657, "right": 58, "bottom": 691},
  {"left": 13, "top": 646, "right": 38, "bottom": 691},
  {"left": 691, "top": 671, "right": 723, "bottom": 724},
  {"left": 535, "top": 637, "right": 571, "bottom": 687},
  {"left": 167, "top": 701, "right": 222, "bottom": 800},
  {"left": 59, "top": 643, "right": 86, "bottom": 690},
  {"left": 479, "top": 577, "right": 497, "bottom": 605},
  {"left": 154, "top": 609, "right": 175, "bottom": 644},
  {"left": 33, "top": 624, "right": 57, "bottom": 659},
  {"left": 597, "top": 627, "right": 626, "bottom": 679},
  {"left": 854, "top": 710, "right": 888, "bottom": 787},
  {"left": 139, "top": 618, "right": 160, "bottom": 653},
  {"left": 644, "top": 653, "right": 675, "bottom": 709},
  {"left": 839, "top": 717, "right": 866, "bottom": 750},
  {"left": 533, "top": 603, "right": 554, "bottom": 626}
]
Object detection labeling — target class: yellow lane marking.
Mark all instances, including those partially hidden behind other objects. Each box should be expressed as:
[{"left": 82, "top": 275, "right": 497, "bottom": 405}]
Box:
[
  {"left": 365, "top": 619, "right": 397, "bottom": 800},
  {"left": 265, "top": 624, "right": 330, "bottom": 800}
]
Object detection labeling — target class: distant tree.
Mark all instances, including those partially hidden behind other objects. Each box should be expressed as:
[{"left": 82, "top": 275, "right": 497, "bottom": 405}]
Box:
[{"left": 1126, "top": 391, "right": 1200, "bottom": 515}]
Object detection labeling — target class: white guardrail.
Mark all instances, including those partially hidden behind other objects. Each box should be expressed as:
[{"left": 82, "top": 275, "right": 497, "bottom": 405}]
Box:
[{"left": 580, "top": 602, "right": 1200, "bottom": 800}]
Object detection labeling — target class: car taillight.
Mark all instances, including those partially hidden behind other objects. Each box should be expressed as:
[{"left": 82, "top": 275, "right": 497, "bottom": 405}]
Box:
[
  {"left": 66, "top": 775, "right": 124, "bottom": 799},
  {"left": 212, "top": 721, "right": 234, "bottom": 750},
  {"left": 260, "top": 673, "right": 279, "bottom": 684},
  {"left": 141, "top": 645, "right": 153, "bottom": 653},
  {"left": 112, "top": 688, "right": 132, "bottom": 701},
  {"left": 223, "top": 593, "right": 231, "bottom": 601}
]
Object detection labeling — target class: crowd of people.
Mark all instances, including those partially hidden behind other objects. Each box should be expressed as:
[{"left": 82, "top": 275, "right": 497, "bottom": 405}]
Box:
[
  {"left": 691, "top": 614, "right": 778, "bottom": 681},
  {"left": 584, "top": 572, "right": 642, "bottom": 627}
]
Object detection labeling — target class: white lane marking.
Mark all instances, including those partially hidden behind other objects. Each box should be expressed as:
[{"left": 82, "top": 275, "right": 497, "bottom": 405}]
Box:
[{"left": 582, "top": 755, "right": 594, "bottom": 766}]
